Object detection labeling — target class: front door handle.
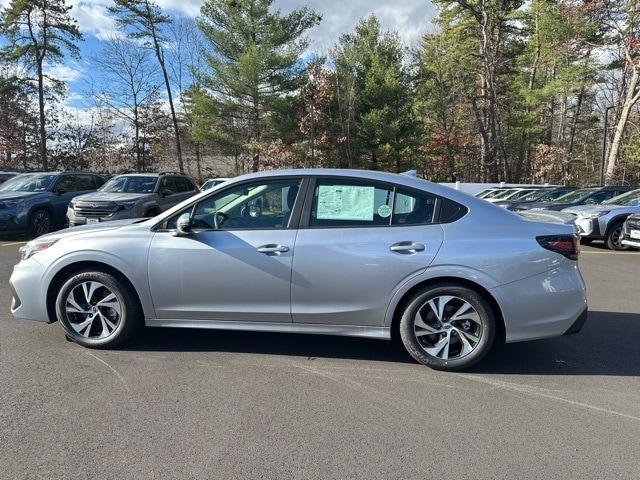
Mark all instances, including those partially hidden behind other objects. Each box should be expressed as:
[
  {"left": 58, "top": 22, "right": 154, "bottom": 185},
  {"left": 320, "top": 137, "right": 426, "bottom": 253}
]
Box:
[
  {"left": 390, "top": 241, "right": 425, "bottom": 253},
  {"left": 257, "top": 244, "right": 290, "bottom": 254}
]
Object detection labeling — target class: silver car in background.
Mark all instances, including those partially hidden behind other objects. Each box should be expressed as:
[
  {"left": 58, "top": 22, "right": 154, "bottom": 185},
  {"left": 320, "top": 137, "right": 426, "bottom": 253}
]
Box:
[
  {"left": 9, "top": 169, "right": 587, "bottom": 371},
  {"left": 563, "top": 189, "right": 640, "bottom": 250}
]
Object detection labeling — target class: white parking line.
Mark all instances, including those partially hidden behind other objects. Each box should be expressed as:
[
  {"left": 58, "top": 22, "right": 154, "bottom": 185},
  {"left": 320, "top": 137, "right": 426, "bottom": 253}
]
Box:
[
  {"left": 0, "top": 241, "right": 27, "bottom": 247},
  {"left": 581, "top": 251, "right": 638, "bottom": 255}
]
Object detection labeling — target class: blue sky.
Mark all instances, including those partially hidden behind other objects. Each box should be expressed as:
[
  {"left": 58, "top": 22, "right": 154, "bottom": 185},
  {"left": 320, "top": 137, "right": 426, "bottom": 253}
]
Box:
[{"left": 1, "top": 0, "right": 436, "bottom": 110}]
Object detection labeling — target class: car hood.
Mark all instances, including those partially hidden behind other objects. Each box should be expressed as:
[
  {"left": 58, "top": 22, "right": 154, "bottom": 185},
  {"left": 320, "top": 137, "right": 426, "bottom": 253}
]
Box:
[
  {"left": 562, "top": 204, "right": 625, "bottom": 215},
  {"left": 73, "top": 192, "right": 148, "bottom": 202},
  {"left": 35, "top": 219, "right": 144, "bottom": 242},
  {"left": 521, "top": 201, "right": 566, "bottom": 210},
  {"left": 0, "top": 191, "right": 43, "bottom": 201}
]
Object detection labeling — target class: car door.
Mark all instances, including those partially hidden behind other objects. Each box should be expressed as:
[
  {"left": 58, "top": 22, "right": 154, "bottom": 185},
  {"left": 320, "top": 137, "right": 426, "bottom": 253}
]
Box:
[
  {"left": 50, "top": 174, "right": 96, "bottom": 225},
  {"left": 291, "top": 177, "right": 445, "bottom": 326},
  {"left": 147, "top": 177, "right": 305, "bottom": 323},
  {"left": 175, "top": 176, "right": 198, "bottom": 202}
]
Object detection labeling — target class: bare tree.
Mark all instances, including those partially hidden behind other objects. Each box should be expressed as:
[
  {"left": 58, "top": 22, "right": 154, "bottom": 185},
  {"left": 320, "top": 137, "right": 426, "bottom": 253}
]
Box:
[{"left": 90, "top": 36, "right": 160, "bottom": 171}]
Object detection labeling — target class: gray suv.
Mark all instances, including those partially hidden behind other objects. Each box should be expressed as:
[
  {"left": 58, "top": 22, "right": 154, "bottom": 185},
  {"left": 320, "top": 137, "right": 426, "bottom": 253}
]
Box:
[{"left": 67, "top": 172, "right": 198, "bottom": 226}]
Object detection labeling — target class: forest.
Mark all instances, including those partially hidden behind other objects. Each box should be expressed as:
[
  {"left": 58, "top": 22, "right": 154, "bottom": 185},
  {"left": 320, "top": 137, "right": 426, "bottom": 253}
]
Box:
[{"left": 1, "top": 0, "right": 639, "bottom": 185}]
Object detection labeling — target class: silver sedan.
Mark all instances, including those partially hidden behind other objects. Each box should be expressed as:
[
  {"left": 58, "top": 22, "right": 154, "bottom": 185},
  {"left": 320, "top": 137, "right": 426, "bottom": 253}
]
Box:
[{"left": 9, "top": 169, "right": 587, "bottom": 371}]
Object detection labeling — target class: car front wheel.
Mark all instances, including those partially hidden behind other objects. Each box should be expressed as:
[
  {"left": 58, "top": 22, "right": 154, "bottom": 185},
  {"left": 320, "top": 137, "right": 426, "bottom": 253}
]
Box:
[
  {"left": 55, "top": 270, "right": 141, "bottom": 348},
  {"left": 606, "top": 222, "right": 629, "bottom": 251},
  {"left": 399, "top": 285, "right": 496, "bottom": 371},
  {"left": 29, "top": 209, "right": 52, "bottom": 237}
]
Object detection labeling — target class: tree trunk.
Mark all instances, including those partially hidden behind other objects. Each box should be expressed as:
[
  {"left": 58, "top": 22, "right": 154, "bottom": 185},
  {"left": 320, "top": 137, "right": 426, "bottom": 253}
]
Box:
[
  {"left": 195, "top": 143, "right": 202, "bottom": 182},
  {"left": 605, "top": 67, "right": 640, "bottom": 184},
  {"left": 36, "top": 59, "right": 48, "bottom": 171}
]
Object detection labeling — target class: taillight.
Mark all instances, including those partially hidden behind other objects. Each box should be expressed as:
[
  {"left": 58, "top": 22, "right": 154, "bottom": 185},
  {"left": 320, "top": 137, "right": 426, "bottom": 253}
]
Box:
[{"left": 536, "top": 234, "right": 580, "bottom": 260}]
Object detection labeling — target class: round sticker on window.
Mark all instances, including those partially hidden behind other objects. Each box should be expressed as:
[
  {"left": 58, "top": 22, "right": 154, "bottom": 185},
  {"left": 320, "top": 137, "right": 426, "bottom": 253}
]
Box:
[{"left": 378, "top": 204, "right": 391, "bottom": 218}]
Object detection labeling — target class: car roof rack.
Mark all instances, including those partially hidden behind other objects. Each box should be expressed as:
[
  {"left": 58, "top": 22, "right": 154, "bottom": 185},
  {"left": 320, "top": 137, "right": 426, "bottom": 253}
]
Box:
[{"left": 159, "top": 171, "right": 185, "bottom": 176}]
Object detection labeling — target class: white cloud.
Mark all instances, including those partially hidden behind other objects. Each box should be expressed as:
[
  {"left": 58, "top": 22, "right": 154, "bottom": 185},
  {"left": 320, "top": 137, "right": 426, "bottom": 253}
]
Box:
[
  {"left": 73, "top": 1, "right": 121, "bottom": 40},
  {"left": 274, "top": 0, "right": 436, "bottom": 50},
  {"left": 47, "top": 63, "right": 84, "bottom": 82}
]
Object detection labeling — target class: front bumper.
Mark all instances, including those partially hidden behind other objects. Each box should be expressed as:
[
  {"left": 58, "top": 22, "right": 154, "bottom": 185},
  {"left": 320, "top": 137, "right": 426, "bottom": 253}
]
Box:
[
  {"left": 0, "top": 210, "right": 27, "bottom": 233},
  {"left": 67, "top": 207, "right": 137, "bottom": 226},
  {"left": 574, "top": 217, "right": 604, "bottom": 238},
  {"left": 621, "top": 238, "right": 640, "bottom": 249},
  {"left": 9, "top": 257, "right": 50, "bottom": 322},
  {"left": 491, "top": 263, "right": 588, "bottom": 343}
]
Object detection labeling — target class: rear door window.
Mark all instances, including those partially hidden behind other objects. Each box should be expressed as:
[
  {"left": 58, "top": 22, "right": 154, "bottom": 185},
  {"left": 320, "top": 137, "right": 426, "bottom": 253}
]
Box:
[{"left": 308, "top": 180, "right": 438, "bottom": 228}]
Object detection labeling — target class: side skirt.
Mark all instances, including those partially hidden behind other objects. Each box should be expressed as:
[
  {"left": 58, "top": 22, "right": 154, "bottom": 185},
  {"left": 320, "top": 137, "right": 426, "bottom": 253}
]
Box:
[{"left": 145, "top": 319, "right": 391, "bottom": 340}]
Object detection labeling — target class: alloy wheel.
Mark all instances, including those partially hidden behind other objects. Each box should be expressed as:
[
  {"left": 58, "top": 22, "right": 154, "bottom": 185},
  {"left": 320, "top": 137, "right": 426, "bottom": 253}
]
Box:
[
  {"left": 32, "top": 211, "right": 51, "bottom": 236},
  {"left": 413, "top": 295, "right": 483, "bottom": 360},
  {"left": 65, "top": 281, "right": 122, "bottom": 339}
]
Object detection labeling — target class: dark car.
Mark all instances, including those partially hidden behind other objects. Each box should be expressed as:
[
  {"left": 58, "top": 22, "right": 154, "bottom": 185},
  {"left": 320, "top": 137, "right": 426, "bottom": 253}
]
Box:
[
  {"left": 494, "top": 186, "right": 576, "bottom": 211},
  {"left": 621, "top": 213, "right": 640, "bottom": 250},
  {"left": 514, "top": 186, "right": 633, "bottom": 212},
  {"left": 0, "top": 172, "right": 18, "bottom": 184},
  {"left": 0, "top": 172, "right": 105, "bottom": 236}
]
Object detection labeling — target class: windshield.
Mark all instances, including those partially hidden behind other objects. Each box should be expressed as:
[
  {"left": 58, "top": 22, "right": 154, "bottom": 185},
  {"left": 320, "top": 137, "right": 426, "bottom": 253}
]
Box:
[
  {"left": 100, "top": 176, "right": 157, "bottom": 193},
  {"left": 491, "top": 189, "right": 519, "bottom": 200},
  {"left": 0, "top": 173, "right": 57, "bottom": 192},
  {"left": 554, "top": 188, "right": 598, "bottom": 202},
  {"left": 481, "top": 189, "right": 506, "bottom": 199},
  {"left": 603, "top": 189, "right": 640, "bottom": 206},
  {"left": 508, "top": 189, "right": 539, "bottom": 200},
  {"left": 519, "top": 189, "right": 551, "bottom": 201}
]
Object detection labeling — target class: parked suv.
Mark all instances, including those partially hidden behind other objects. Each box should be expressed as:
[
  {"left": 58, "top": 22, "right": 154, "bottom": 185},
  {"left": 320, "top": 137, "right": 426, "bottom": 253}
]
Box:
[
  {"left": 0, "top": 172, "right": 105, "bottom": 236},
  {"left": 515, "top": 186, "right": 632, "bottom": 212},
  {"left": 563, "top": 189, "right": 640, "bottom": 250},
  {"left": 621, "top": 214, "right": 640, "bottom": 249},
  {"left": 67, "top": 172, "right": 199, "bottom": 226}
]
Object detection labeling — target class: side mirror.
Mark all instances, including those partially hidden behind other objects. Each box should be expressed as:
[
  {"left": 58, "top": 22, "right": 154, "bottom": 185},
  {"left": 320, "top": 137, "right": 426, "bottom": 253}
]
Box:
[
  {"left": 57, "top": 189, "right": 66, "bottom": 196},
  {"left": 172, "top": 213, "right": 192, "bottom": 236},
  {"left": 585, "top": 198, "right": 596, "bottom": 205},
  {"left": 161, "top": 188, "right": 173, "bottom": 197}
]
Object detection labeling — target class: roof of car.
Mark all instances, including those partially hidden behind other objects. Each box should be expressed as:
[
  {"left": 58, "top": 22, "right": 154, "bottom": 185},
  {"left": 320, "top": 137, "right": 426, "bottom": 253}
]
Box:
[{"left": 232, "top": 168, "right": 513, "bottom": 209}]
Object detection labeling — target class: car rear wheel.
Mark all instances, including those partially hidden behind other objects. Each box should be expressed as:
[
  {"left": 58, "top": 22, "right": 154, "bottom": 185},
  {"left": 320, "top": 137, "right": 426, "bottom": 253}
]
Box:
[
  {"left": 29, "top": 209, "right": 52, "bottom": 237},
  {"left": 399, "top": 285, "right": 496, "bottom": 371},
  {"left": 606, "top": 222, "right": 629, "bottom": 251},
  {"left": 55, "top": 271, "right": 141, "bottom": 348}
]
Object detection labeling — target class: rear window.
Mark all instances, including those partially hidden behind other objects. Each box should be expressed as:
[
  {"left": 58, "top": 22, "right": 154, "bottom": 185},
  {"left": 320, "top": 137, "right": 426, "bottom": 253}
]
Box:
[{"left": 308, "top": 180, "right": 442, "bottom": 228}]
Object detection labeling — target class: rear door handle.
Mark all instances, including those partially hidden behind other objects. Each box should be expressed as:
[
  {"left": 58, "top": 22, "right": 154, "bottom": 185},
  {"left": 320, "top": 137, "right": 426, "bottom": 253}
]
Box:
[
  {"left": 390, "top": 241, "right": 425, "bottom": 253},
  {"left": 257, "top": 244, "right": 290, "bottom": 254}
]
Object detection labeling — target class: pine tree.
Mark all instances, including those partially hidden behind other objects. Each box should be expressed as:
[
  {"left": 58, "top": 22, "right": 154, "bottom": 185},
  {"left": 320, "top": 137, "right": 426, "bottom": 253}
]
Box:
[
  {"left": 197, "top": 0, "right": 320, "bottom": 172},
  {"left": 0, "top": 0, "right": 82, "bottom": 170}
]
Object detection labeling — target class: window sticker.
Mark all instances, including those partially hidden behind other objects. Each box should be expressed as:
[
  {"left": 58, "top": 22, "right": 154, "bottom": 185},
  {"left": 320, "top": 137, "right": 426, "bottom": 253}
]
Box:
[
  {"left": 317, "top": 185, "right": 375, "bottom": 221},
  {"left": 378, "top": 204, "right": 391, "bottom": 218}
]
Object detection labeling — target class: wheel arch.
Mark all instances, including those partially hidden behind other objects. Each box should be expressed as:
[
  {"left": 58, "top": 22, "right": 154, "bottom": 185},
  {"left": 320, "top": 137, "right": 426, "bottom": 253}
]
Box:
[
  {"left": 389, "top": 276, "right": 506, "bottom": 345},
  {"left": 46, "top": 261, "right": 143, "bottom": 324},
  {"left": 605, "top": 214, "right": 630, "bottom": 236}
]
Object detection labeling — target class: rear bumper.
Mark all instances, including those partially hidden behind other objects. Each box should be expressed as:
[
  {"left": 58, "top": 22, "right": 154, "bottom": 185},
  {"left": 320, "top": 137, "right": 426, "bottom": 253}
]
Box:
[
  {"left": 563, "top": 307, "right": 588, "bottom": 335},
  {"left": 491, "top": 263, "right": 587, "bottom": 343}
]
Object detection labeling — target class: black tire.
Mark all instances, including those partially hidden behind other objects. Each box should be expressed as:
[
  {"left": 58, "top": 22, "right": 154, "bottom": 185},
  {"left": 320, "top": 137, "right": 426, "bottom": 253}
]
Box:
[
  {"left": 398, "top": 284, "right": 496, "bottom": 371},
  {"left": 55, "top": 270, "right": 142, "bottom": 348},
  {"left": 605, "top": 222, "right": 629, "bottom": 251},
  {"left": 28, "top": 208, "right": 53, "bottom": 237},
  {"left": 144, "top": 208, "right": 161, "bottom": 218}
]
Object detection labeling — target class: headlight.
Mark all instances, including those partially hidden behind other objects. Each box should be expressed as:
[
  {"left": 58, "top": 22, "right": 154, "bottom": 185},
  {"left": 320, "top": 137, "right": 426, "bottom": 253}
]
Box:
[
  {"left": 583, "top": 211, "right": 610, "bottom": 219},
  {"left": 0, "top": 199, "right": 25, "bottom": 209},
  {"left": 19, "top": 238, "right": 58, "bottom": 261},
  {"left": 117, "top": 201, "right": 137, "bottom": 210}
]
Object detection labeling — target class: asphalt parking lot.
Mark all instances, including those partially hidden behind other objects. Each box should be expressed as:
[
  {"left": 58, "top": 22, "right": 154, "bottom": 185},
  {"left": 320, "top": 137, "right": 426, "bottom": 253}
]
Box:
[{"left": 0, "top": 240, "right": 639, "bottom": 480}]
